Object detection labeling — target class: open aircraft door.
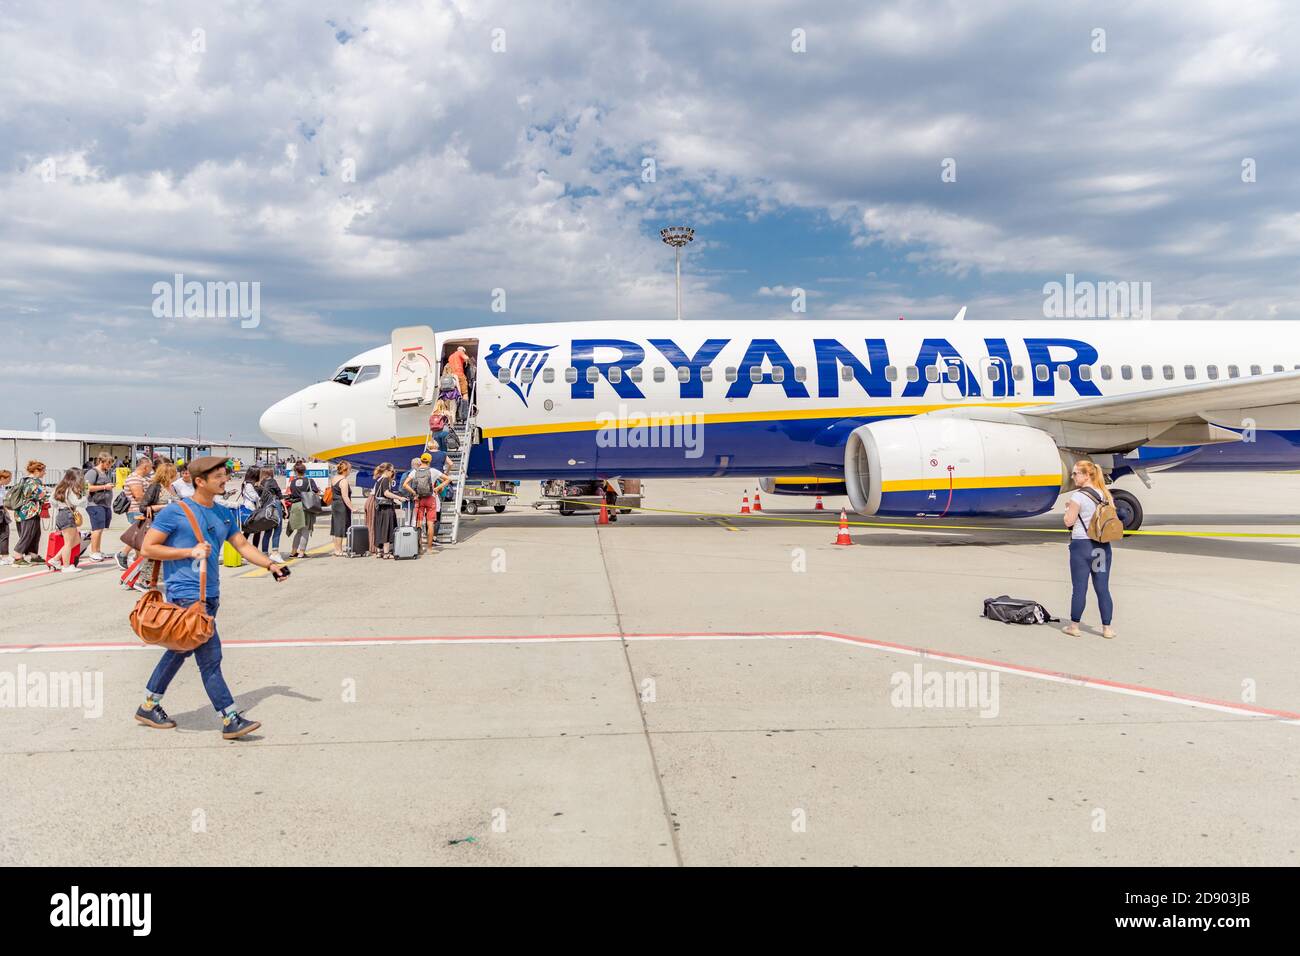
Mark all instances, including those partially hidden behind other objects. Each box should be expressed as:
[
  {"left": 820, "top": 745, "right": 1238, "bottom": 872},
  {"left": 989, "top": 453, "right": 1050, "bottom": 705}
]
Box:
[{"left": 389, "top": 326, "right": 438, "bottom": 408}]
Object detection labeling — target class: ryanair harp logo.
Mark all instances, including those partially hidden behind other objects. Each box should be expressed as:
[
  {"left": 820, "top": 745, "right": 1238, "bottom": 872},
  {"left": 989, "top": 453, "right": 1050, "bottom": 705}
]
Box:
[{"left": 485, "top": 342, "right": 556, "bottom": 406}]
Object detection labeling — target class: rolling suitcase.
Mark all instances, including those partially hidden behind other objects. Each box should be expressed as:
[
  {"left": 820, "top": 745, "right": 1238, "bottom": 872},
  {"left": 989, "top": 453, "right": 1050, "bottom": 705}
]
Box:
[
  {"left": 46, "top": 530, "right": 81, "bottom": 566},
  {"left": 222, "top": 540, "right": 244, "bottom": 567},
  {"left": 393, "top": 524, "right": 420, "bottom": 560},
  {"left": 346, "top": 513, "right": 369, "bottom": 557}
]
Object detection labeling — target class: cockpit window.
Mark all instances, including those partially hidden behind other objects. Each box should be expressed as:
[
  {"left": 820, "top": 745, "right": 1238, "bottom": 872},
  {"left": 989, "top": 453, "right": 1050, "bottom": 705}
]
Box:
[
  {"left": 332, "top": 365, "right": 361, "bottom": 385},
  {"left": 353, "top": 365, "right": 381, "bottom": 386}
]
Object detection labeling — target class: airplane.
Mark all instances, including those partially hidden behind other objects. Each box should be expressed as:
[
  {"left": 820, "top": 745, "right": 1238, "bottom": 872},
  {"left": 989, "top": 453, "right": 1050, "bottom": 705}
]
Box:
[{"left": 258, "top": 319, "right": 1300, "bottom": 531}]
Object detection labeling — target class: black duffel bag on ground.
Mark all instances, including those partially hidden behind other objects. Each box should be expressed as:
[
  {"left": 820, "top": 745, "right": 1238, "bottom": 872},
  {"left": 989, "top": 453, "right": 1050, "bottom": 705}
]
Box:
[{"left": 981, "top": 595, "right": 1060, "bottom": 625}]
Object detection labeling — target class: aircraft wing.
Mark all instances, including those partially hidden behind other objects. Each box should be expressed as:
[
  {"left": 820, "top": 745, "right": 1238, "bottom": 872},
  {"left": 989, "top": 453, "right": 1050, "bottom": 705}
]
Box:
[{"left": 1022, "top": 369, "right": 1300, "bottom": 427}]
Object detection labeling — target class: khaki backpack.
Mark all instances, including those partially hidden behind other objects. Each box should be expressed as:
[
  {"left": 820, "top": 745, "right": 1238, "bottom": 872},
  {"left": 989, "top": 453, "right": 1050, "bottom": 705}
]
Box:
[{"left": 1080, "top": 488, "right": 1124, "bottom": 542}]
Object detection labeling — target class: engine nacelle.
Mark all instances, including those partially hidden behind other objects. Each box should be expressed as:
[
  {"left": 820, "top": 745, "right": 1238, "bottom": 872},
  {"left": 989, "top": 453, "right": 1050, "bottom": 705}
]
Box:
[{"left": 844, "top": 418, "right": 1068, "bottom": 517}]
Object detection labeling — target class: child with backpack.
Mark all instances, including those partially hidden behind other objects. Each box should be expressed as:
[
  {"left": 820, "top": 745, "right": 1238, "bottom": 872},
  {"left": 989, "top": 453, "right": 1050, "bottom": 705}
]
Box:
[{"left": 1062, "top": 459, "right": 1122, "bottom": 639}]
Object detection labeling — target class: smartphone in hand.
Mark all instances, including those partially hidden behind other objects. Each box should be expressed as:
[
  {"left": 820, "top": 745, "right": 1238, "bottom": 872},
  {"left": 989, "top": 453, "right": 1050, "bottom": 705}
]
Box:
[{"left": 271, "top": 565, "right": 291, "bottom": 582}]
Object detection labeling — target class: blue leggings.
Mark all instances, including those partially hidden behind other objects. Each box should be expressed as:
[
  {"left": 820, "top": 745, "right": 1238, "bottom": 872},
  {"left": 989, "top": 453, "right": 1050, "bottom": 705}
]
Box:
[{"left": 1069, "top": 539, "right": 1113, "bottom": 625}]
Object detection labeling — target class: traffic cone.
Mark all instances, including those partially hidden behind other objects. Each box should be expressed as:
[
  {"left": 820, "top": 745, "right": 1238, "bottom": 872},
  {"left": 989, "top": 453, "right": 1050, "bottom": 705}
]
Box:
[
  {"left": 598, "top": 500, "right": 610, "bottom": 525},
  {"left": 833, "top": 509, "right": 853, "bottom": 546},
  {"left": 752, "top": 492, "right": 762, "bottom": 512},
  {"left": 814, "top": 495, "right": 824, "bottom": 511},
  {"left": 740, "top": 491, "right": 751, "bottom": 515}
]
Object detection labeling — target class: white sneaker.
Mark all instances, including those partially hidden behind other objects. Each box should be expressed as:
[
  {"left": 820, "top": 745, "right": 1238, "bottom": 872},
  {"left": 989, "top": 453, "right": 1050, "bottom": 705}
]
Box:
[
  {"left": 0, "top": 556, "right": 13, "bottom": 566},
  {"left": 88, "top": 552, "right": 106, "bottom": 562},
  {"left": 271, "top": 551, "right": 285, "bottom": 563},
  {"left": 60, "top": 565, "right": 81, "bottom": 573}
]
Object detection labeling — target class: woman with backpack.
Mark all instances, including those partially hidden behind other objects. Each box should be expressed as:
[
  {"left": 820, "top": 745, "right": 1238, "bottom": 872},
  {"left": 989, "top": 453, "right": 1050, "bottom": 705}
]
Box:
[
  {"left": 328, "top": 461, "right": 355, "bottom": 556},
  {"left": 285, "top": 461, "right": 321, "bottom": 559},
  {"left": 10, "top": 460, "right": 48, "bottom": 566},
  {"left": 254, "top": 469, "right": 286, "bottom": 563},
  {"left": 1062, "top": 459, "right": 1118, "bottom": 639}
]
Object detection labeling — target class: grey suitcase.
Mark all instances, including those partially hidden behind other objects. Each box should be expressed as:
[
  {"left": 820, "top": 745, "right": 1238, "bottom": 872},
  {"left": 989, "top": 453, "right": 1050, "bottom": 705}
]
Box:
[
  {"left": 346, "top": 525, "right": 369, "bottom": 557},
  {"left": 393, "top": 525, "right": 420, "bottom": 559}
]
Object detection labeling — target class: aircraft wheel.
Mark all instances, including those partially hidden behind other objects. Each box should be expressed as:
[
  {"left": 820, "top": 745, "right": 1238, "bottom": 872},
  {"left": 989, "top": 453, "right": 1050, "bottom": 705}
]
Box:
[
  {"left": 494, "top": 504, "right": 506, "bottom": 513},
  {"left": 1110, "top": 488, "right": 1143, "bottom": 533}
]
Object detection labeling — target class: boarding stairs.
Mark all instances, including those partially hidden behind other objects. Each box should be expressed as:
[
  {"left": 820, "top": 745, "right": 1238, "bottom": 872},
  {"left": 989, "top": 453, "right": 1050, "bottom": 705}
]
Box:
[{"left": 434, "top": 384, "right": 477, "bottom": 546}]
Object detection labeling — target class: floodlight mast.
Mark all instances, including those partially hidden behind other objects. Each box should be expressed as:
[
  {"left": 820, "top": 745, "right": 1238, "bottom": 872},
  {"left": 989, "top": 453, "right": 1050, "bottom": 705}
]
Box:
[{"left": 660, "top": 226, "right": 694, "bottom": 320}]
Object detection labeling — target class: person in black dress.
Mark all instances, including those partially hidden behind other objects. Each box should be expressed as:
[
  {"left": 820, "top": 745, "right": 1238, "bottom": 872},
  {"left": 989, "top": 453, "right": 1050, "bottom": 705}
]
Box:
[
  {"left": 329, "top": 461, "right": 355, "bottom": 556},
  {"left": 371, "top": 463, "right": 404, "bottom": 558}
]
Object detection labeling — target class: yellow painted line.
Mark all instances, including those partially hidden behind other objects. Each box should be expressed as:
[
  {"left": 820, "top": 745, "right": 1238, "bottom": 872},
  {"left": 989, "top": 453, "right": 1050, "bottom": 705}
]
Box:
[
  {"left": 471, "top": 486, "right": 1300, "bottom": 539},
  {"left": 240, "top": 543, "right": 335, "bottom": 577},
  {"left": 880, "top": 473, "right": 1062, "bottom": 492}
]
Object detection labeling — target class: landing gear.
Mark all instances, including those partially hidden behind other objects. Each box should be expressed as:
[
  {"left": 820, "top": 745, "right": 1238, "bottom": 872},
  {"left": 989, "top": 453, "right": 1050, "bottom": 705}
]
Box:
[{"left": 1110, "top": 488, "right": 1144, "bottom": 532}]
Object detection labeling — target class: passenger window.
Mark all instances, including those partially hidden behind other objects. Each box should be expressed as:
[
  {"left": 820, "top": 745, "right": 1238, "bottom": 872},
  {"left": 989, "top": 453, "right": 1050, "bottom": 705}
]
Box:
[
  {"left": 628, "top": 367, "right": 642, "bottom": 383},
  {"left": 749, "top": 366, "right": 763, "bottom": 383},
  {"left": 701, "top": 367, "right": 714, "bottom": 383},
  {"left": 987, "top": 365, "right": 1001, "bottom": 382},
  {"left": 1100, "top": 365, "right": 1112, "bottom": 380},
  {"left": 1227, "top": 365, "right": 1240, "bottom": 378},
  {"left": 841, "top": 366, "right": 855, "bottom": 382},
  {"left": 1140, "top": 365, "right": 1153, "bottom": 380},
  {"left": 519, "top": 368, "right": 534, "bottom": 384},
  {"left": 653, "top": 368, "right": 666, "bottom": 384},
  {"left": 497, "top": 368, "right": 511, "bottom": 383},
  {"left": 585, "top": 367, "right": 600, "bottom": 384},
  {"left": 771, "top": 366, "right": 785, "bottom": 382},
  {"left": 1183, "top": 365, "right": 1195, "bottom": 380},
  {"left": 543, "top": 367, "right": 555, "bottom": 383},
  {"left": 1249, "top": 364, "right": 1261, "bottom": 376},
  {"left": 353, "top": 365, "right": 381, "bottom": 386},
  {"left": 564, "top": 367, "right": 577, "bottom": 384},
  {"left": 677, "top": 367, "right": 690, "bottom": 384},
  {"left": 1162, "top": 365, "right": 1173, "bottom": 380},
  {"left": 1012, "top": 364, "right": 1025, "bottom": 381},
  {"left": 793, "top": 366, "right": 806, "bottom": 382},
  {"left": 885, "top": 365, "right": 898, "bottom": 382},
  {"left": 905, "top": 366, "right": 919, "bottom": 383},
  {"left": 1274, "top": 364, "right": 1285, "bottom": 373},
  {"left": 1121, "top": 365, "right": 1133, "bottom": 380},
  {"left": 946, "top": 364, "right": 961, "bottom": 383},
  {"left": 1057, "top": 365, "right": 1070, "bottom": 381},
  {"left": 1207, "top": 365, "right": 1219, "bottom": 379},
  {"left": 725, "top": 367, "right": 737, "bottom": 383},
  {"left": 925, "top": 365, "right": 940, "bottom": 383},
  {"left": 1077, "top": 365, "right": 1091, "bottom": 381},
  {"left": 608, "top": 366, "right": 623, "bottom": 384},
  {"left": 1034, "top": 364, "right": 1049, "bottom": 382}
]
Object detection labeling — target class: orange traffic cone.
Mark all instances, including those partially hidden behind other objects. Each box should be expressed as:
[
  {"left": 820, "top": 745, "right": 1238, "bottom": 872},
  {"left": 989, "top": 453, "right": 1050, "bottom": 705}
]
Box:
[
  {"left": 753, "top": 492, "right": 762, "bottom": 512},
  {"left": 740, "top": 491, "right": 751, "bottom": 515},
  {"left": 833, "top": 508, "right": 853, "bottom": 546},
  {"left": 598, "top": 500, "right": 610, "bottom": 525},
  {"left": 814, "top": 495, "right": 824, "bottom": 511}
]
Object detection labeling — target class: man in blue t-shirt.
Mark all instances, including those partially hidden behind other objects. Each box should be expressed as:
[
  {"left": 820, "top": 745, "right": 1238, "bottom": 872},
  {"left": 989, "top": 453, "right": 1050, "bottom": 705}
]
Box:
[{"left": 134, "top": 456, "right": 291, "bottom": 739}]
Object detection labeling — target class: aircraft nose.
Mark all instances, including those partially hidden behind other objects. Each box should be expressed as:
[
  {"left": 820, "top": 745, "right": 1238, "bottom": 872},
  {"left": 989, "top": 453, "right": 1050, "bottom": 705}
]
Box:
[{"left": 259, "top": 395, "right": 305, "bottom": 451}]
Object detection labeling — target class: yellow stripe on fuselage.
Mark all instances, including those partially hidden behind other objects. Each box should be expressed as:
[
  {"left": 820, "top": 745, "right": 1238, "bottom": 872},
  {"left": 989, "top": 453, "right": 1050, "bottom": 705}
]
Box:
[{"left": 880, "top": 473, "right": 1063, "bottom": 492}]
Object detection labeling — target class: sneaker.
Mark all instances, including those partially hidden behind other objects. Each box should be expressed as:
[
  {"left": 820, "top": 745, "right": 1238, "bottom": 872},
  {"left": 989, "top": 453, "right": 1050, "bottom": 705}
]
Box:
[
  {"left": 60, "top": 565, "right": 81, "bottom": 573},
  {"left": 221, "top": 712, "right": 261, "bottom": 740},
  {"left": 271, "top": 551, "right": 285, "bottom": 564},
  {"left": 88, "top": 552, "right": 106, "bottom": 563},
  {"left": 0, "top": 556, "right": 13, "bottom": 566},
  {"left": 133, "top": 582, "right": 151, "bottom": 592},
  {"left": 13, "top": 558, "right": 29, "bottom": 567},
  {"left": 115, "top": 551, "right": 129, "bottom": 570},
  {"left": 134, "top": 703, "right": 177, "bottom": 729}
]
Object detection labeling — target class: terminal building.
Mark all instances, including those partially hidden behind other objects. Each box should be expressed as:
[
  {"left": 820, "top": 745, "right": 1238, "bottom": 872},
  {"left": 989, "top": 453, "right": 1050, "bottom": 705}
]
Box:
[{"left": 0, "top": 429, "right": 296, "bottom": 480}]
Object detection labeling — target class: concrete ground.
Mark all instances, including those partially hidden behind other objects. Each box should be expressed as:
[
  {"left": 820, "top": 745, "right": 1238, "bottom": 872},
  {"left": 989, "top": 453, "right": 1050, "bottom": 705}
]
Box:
[{"left": 1, "top": 472, "right": 1297, "bottom": 866}]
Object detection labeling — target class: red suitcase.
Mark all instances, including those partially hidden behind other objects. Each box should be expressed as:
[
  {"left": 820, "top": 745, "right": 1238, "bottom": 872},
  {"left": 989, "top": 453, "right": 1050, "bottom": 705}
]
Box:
[{"left": 46, "top": 530, "right": 81, "bottom": 566}]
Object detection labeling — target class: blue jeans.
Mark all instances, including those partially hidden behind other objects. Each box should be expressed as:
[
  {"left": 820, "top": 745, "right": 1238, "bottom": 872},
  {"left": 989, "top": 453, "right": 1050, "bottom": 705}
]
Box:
[
  {"left": 146, "top": 596, "right": 234, "bottom": 712},
  {"left": 256, "top": 521, "right": 282, "bottom": 553},
  {"left": 1068, "top": 539, "right": 1113, "bottom": 626}
]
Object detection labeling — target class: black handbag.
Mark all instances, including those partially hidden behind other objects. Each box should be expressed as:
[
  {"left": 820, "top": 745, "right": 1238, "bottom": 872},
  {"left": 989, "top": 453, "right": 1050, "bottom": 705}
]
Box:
[{"left": 242, "top": 499, "right": 279, "bottom": 536}]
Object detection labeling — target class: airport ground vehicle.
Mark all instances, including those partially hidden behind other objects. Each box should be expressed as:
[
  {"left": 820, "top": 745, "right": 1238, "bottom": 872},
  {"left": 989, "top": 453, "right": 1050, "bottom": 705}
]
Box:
[
  {"left": 535, "top": 478, "right": 643, "bottom": 516},
  {"left": 460, "top": 480, "right": 519, "bottom": 514}
]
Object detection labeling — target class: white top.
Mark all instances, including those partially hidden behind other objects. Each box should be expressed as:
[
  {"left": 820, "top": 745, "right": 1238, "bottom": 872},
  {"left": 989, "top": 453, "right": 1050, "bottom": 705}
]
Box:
[
  {"left": 1069, "top": 490, "right": 1100, "bottom": 539},
  {"left": 172, "top": 478, "right": 195, "bottom": 499}
]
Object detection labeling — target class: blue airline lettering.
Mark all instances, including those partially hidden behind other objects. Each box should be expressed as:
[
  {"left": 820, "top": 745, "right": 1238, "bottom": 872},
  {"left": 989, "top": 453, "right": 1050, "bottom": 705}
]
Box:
[
  {"left": 570, "top": 339, "right": 646, "bottom": 400},
  {"left": 813, "top": 338, "right": 891, "bottom": 399},
  {"left": 1024, "top": 338, "right": 1102, "bottom": 397},
  {"left": 901, "top": 338, "right": 981, "bottom": 398},
  {"left": 984, "top": 337, "right": 1014, "bottom": 398},
  {"left": 649, "top": 338, "right": 730, "bottom": 399},
  {"left": 725, "top": 339, "right": 810, "bottom": 399}
]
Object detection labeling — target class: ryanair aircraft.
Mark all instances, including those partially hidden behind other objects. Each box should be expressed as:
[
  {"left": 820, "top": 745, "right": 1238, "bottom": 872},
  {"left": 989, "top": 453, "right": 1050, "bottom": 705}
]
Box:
[{"left": 259, "top": 319, "right": 1300, "bottom": 531}]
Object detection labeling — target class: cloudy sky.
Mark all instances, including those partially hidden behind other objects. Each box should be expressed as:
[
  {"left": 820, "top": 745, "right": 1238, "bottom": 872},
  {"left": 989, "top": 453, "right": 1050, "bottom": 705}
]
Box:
[{"left": 2, "top": 0, "right": 1297, "bottom": 439}]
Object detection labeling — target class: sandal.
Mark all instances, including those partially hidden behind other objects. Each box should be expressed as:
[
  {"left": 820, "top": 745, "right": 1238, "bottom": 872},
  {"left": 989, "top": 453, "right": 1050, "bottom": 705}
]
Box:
[{"left": 1062, "top": 623, "right": 1082, "bottom": 637}]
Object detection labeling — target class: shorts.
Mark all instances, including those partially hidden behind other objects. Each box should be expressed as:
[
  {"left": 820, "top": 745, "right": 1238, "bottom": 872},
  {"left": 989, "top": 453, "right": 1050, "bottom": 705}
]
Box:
[
  {"left": 87, "top": 504, "right": 110, "bottom": 531},
  {"left": 414, "top": 495, "right": 438, "bottom": 523},
  {"left": 55, "top": 509, "right": 77, "bottom": 531}
]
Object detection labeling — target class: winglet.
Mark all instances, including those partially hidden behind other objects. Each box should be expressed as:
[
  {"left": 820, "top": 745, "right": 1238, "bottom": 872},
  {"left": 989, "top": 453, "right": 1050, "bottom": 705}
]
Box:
[{"left": 952, "top": 306, "right": 967, "bottom": 322}]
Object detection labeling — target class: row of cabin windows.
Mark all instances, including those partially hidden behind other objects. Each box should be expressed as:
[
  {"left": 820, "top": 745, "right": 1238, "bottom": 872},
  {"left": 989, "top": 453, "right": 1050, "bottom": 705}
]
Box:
[{"left": 502, "top": 363, "right": 1298, "bottom": 386}]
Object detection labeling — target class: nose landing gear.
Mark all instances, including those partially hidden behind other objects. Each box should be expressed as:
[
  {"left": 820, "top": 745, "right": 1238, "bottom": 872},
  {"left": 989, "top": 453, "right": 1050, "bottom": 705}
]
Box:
[{"left": 1109, "top": 488, "right": 1144, "bottom": 532}]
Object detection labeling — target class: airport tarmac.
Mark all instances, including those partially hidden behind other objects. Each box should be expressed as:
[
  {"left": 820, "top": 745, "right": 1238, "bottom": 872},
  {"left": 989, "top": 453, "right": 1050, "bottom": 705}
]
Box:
[{"left": 1, "top": 472, "right": 1297, "bottom": 866}]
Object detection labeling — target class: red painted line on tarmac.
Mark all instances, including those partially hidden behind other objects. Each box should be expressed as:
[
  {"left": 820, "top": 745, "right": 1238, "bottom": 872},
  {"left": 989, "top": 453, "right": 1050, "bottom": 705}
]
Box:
[
  {"left": 0, "top": 563, "right": 118, "bottom": 585},
  {"left": 1, "top": 629, "right": 1296, "bottom": 722}
]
